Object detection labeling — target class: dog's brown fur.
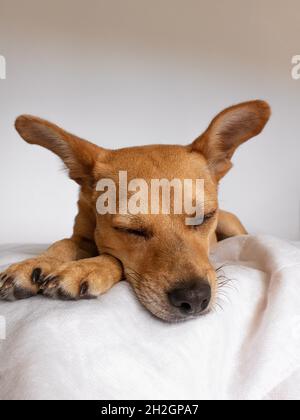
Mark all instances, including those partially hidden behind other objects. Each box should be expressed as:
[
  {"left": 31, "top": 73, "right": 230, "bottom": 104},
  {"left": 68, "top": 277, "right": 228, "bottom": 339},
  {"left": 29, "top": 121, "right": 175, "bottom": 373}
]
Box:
[{"left": 0, "top": 100, "right": 271, "bottom": 321}]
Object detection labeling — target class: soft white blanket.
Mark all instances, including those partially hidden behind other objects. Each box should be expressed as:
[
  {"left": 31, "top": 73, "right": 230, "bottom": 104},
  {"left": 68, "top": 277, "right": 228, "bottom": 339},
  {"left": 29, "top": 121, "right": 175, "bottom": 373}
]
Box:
[{"left": 0, "top": 236, "right": 299, "bottom": 400}]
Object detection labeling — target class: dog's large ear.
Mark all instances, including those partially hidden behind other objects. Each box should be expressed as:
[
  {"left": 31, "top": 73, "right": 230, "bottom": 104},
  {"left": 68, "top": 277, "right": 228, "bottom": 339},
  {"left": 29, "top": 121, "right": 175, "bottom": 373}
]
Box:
[
  {"left": 191, "top": 100, "right": 271, "bottom": 180},
  {"left": 15, "top": 115, "right": 105, "bottom": 187}
]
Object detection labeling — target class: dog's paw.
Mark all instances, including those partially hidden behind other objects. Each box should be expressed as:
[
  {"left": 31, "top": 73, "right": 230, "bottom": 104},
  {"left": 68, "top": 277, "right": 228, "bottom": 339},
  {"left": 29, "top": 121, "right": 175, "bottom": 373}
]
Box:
[
  {"left": 0, "top": 257, "right": 64, "bottom": 301},
  {"left": 40, "top": 259, "right": 118, "bottom": 301}
]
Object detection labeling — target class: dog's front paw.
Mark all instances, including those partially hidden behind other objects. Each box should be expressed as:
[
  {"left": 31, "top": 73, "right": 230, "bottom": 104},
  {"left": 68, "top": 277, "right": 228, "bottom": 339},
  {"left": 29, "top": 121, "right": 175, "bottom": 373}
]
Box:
[
  {"left": 40, "top": 259, "right": 119, "bottom": 301},
  {"left": 0, "top": 257, "right": 64, "bottom": 301}
]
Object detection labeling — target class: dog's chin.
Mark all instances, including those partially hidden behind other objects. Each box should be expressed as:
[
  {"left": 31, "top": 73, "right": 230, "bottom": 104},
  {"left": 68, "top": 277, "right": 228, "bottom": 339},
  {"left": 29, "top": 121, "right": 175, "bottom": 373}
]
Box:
[
  {"left": 134, "top": 289, "right": 210, "bottom": 323},
  {"left": 146, "top": 303, "right": 211, "bottom": 323}
]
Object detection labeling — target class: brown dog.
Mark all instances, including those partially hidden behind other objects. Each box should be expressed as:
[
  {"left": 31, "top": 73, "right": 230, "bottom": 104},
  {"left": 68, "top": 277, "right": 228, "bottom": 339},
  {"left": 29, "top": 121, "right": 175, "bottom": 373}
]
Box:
[{"left": 0, "top": 100, "right": 270, "bottom": 321}]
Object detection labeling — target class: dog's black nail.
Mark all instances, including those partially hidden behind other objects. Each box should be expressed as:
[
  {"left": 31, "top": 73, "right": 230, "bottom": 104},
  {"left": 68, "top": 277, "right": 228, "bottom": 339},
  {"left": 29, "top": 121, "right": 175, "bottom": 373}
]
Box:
[
  {"left": 31, "top": 268, "right": 42, "bottom": 284},
  {"left": 79, "top": 281, "right": 89, "bottom": 297},
  {"left": 0, "top": 274, "right": 7, "bottom": 282},
  {"left": 3, "top": 276, "right": 14, "bottom": 289},
  {"left": 40, "top": 276, "right": 58, "bottom": 289}
]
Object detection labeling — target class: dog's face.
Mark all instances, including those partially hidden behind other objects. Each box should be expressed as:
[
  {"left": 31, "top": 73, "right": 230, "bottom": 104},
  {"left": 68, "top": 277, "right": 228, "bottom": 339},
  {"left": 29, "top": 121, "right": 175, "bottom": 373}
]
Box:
[
  {"left": 15, "top": 100, "right": 270, "bottom": 321},
  {"left": 92, "top": 145, "right": 218, "bottom": 321}
]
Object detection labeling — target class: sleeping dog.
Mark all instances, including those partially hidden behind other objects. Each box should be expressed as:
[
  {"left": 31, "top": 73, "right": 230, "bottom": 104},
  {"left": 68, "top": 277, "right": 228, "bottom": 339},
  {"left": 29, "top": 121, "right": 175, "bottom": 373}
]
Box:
[{"left": 0, "top": 100, "right": 271, "bottom": 321}]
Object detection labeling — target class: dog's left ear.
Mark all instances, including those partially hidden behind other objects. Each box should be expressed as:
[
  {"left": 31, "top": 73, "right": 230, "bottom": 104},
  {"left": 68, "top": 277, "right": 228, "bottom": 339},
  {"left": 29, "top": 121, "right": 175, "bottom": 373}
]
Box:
[
  {"left": 15, "top": 115, "right": 106, "bottom": 188},
  {"left": 191, "top": 100, "right": 271, "bottom": 180}
]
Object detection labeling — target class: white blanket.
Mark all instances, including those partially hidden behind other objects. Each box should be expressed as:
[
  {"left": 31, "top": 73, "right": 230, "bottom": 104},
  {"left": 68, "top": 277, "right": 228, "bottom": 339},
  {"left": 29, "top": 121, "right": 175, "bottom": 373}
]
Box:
[{"left": 0, "top": 236, "right": 299, "bottom": 400}]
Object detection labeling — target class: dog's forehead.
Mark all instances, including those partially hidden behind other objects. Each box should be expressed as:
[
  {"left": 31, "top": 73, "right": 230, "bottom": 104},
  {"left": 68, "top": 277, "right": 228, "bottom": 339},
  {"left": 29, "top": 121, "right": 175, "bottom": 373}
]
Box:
[{"left": 96, "top": 144, "right": 212, "bottom": 181}]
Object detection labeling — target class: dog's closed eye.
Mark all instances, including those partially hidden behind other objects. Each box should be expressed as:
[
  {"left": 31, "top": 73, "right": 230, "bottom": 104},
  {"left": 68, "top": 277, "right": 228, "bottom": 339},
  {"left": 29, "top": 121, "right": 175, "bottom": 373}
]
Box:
[
  {"left": 190, "top": 211, "right": 217, "bottom": 230},
  {"left": 113, "top": 226, "right": 152, "bottom": 239}
]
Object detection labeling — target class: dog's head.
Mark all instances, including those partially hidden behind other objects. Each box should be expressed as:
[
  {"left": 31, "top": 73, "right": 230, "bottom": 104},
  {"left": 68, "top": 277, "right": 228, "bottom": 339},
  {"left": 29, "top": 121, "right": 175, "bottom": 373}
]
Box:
[{"left": 15, "top": 100, "right": 270, "bottom": 321}]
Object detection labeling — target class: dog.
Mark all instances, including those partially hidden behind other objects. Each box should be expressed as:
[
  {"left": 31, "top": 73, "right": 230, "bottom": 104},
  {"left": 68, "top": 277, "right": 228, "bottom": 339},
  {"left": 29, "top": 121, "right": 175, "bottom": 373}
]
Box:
[{"left": 0, "top": 100, "right": 271, "bottom": 322}]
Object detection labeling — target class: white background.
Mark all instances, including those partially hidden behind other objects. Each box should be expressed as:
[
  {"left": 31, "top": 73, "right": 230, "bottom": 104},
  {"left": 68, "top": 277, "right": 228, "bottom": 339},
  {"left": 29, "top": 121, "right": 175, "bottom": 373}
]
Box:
[{"left": 0, "top": 0, "right": 299, "bottom": 243}]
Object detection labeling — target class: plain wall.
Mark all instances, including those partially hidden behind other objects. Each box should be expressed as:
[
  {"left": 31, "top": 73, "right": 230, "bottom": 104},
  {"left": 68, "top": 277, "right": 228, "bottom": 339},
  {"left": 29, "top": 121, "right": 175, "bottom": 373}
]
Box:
[{"left": 0, "top": 0, "right": 299, "bottom": 243}]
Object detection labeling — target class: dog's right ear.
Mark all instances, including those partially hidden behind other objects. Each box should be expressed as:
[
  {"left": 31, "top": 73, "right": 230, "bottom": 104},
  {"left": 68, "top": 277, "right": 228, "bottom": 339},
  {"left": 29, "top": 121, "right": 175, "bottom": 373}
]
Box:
[{"left": 15, "top": 115, "right": 106, "bottom": 187}]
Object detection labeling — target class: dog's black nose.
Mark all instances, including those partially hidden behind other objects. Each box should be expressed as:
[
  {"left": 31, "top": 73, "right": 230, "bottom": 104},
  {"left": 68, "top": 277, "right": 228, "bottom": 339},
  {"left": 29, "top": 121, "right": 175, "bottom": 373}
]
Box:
[{"left": 168, "top": 280, "right": 211, "bottom": 315}]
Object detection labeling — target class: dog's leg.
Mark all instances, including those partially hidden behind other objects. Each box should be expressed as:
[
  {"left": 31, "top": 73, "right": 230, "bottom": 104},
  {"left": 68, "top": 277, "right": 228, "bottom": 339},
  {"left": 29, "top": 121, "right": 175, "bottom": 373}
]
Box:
[
  {"left": 0, "top": 238, "right": 123, "bottom": 302},
  {"left": 216, "top": 210, "right": 248, "bottom": 241},
  {"left": 0, "top": 194, "right": 123, "bottom": 300},
  {"left": 0, "top": 238, "right": 123, "bottom": 301},
  {"left": 0, "top": 237, "right": 94, "bottom": 300},
  {"left": 39, "top": 255, "right": 123, "bottom": 300}
]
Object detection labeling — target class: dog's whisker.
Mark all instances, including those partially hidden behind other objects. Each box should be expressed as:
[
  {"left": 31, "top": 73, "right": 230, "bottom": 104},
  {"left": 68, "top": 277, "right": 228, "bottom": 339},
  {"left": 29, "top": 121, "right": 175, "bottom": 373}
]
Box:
[
  {"left": 216, "top": 263, "right": 229, "bottom": 272},
  {"left": 213, "top": 301, "right": 225, "bottom": 313},
  {"left": 217, "top": 291, "right": 231, "bottom": 303}
]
